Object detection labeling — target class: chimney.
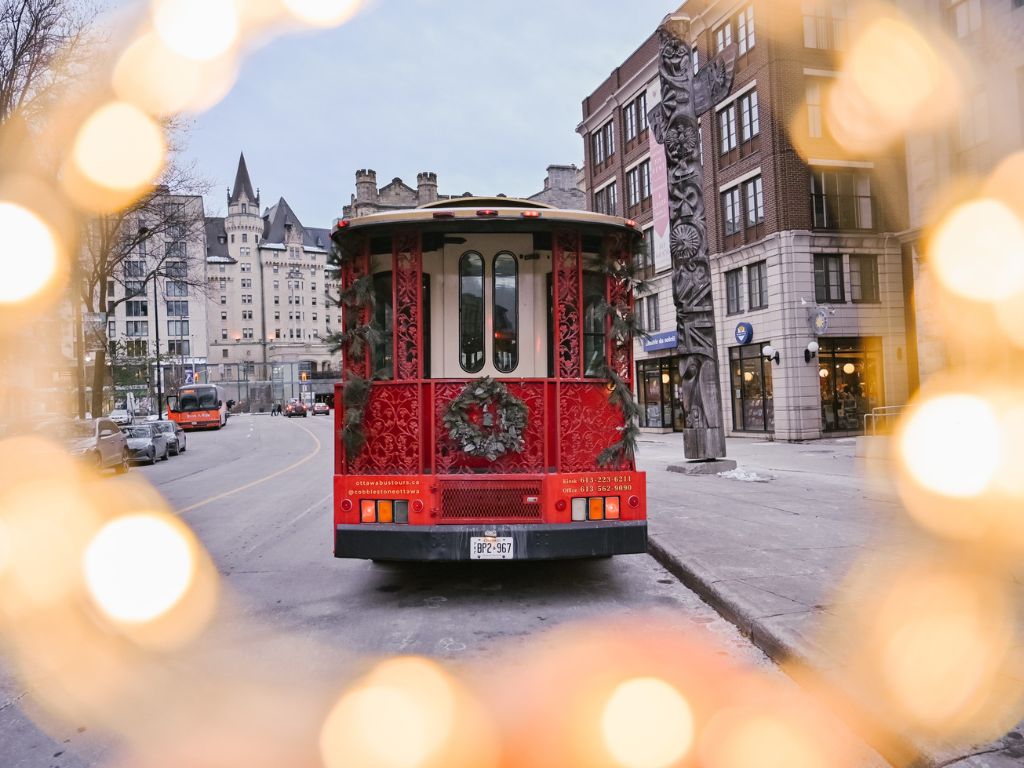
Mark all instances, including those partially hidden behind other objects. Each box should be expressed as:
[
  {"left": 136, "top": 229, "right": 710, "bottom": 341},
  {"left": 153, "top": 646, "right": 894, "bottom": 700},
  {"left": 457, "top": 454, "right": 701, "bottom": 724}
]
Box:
[
  {"left": 545, "top": 165, "right": 578, "bottom": 192},
  {"left": 416, "top": 171, "right": 438, "bottom": 204},
  {"left": 355, "top": 169, "right": 378, "bottom": 203}
]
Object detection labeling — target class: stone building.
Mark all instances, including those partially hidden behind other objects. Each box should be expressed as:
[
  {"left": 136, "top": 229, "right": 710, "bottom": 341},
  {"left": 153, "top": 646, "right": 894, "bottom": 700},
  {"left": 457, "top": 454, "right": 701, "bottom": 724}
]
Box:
[
  {"left": 578, "top": 0, "right": 911, "bottom": 441},
  {"left": 204, "top": 154, "right": 339, "bottom": 410},
  {"left": 342, "top": 169, "right": 446, "bottom": 218},
  {"left": 528, "top": 164, "right": 586, "bottom": 210},
  {"left": 896, "top": 0, "right": 1024, "bottom": 385}
]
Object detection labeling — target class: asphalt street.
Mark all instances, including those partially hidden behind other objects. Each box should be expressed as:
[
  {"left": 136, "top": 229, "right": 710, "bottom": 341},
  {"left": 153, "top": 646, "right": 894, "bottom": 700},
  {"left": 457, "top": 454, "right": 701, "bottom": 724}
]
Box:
[{"left": 0, "top": 414, "right": 888, "bottom": 767}]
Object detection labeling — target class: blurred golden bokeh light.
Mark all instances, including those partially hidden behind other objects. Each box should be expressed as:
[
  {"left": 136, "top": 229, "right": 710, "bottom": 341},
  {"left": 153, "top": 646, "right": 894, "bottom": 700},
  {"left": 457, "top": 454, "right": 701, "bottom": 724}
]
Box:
[
  {"left": 320, "top": 656, "right": 467, "bottom": 768},
  {"left": 0, "top": 202, "right": 61, "bottom": 304},
  {"left": 601, "top": 677, "right": 694, "bottom": 768},
  {"left": 929, "top": 198, "right": 1024, "bottom": 303},
  {"left": 701, "top": 707, "right": 830, "bottom": 768},
  {"left": 152, "top": 0, "right": 240, "bottom": 61},
  {"left": 283, "top": 0, "right": 363, "bottom": 28},
  {"left": 84, "top": 513, "right": 197, "bottom": 624},
  {"left": 898, "top": 392, "right": 999, "bottom": 499},
  {"left": 112, "top": 31, "right": 239, "bottom": 116},
  {"left": 71, "top": 101, "right": 166, "bottom": 193},
  {"left": 825, "top": 10, "right": 960, "bottom": 155}
]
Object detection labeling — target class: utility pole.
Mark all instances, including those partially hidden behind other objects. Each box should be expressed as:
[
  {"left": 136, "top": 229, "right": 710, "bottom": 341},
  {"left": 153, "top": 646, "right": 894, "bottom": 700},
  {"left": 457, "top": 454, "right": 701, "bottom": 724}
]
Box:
[{"left": 153, "top": 274, "right": 163, "bottom": 416}]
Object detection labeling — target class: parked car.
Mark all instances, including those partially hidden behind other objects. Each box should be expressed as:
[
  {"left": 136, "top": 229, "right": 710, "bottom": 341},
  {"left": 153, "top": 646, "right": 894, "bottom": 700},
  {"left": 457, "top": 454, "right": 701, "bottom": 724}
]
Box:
[
  {"left": 124, "top": 423, "right": 169, "bottom": 464},
  {"left": 312, "top": 402, "right": 330, "bottom": 416},
  {"left": 153, "top": 420, "right": 187, "bottom": 455},
  {"left": 109, "top": 409, "right": 132, "bottom": 427},
  {"left": 285, "top": 401, "right": 307, "bottom": 418},
  {"left": 39, "top": 418, "right": 129, "bottom": 473}
]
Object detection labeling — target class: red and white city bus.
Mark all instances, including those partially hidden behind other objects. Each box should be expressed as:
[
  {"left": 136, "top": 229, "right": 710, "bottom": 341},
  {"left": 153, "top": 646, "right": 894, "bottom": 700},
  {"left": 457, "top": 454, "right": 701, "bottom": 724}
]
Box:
[
  {"left": 167, "top": 384, "right": 227, "bottom": 430},
  {"left": 331, "top": 198, "right": 647, "bottom": 561}
]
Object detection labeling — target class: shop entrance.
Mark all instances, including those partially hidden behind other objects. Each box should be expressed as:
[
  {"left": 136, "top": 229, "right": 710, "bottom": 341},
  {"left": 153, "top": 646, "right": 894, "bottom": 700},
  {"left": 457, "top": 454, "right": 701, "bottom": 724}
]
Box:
[
  {"left": 728, "top": 344, "right": 774, "bottom": 432},
  {"left": 636, "top": 357, "right": 687, "bottom": 431},
  {"left": 818, "top": 336, "right": 884, "bottom": 432}
]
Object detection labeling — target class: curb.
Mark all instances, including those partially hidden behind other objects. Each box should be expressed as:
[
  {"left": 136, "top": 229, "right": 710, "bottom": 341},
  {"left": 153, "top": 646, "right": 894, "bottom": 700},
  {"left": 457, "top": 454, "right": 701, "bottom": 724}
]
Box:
[{"left": 646, "top": 533, "right": 961, "bottom": 768}]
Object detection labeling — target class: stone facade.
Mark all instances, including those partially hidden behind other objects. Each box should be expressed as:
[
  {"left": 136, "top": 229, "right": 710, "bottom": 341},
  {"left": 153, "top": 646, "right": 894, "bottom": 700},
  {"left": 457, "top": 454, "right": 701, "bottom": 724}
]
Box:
[
  {"left": 528, "top": 164, "right": 586, "bottom": 210},
  {"left": 343, "top": 169, "right": 447, "bottom": 218},
  {"left": 205, "top": 154, "right": 339, "bottom": 382},
  {"left": 578, "top": 1, "right": 912, "bottom": 440}
]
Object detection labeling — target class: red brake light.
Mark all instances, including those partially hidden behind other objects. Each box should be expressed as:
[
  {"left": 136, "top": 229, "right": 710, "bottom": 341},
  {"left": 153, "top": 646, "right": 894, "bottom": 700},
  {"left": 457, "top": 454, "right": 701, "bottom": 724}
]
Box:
[
  {"left": 624, "top": 219, "right": 638, "bottom": 228},
  {"left": 555, "top": 499, "right": 567, "bottom": 512},
  {"left": 341, "top": 499, "right": 353, "bottom": 512},
  {"left": 336, "top": 219, "right": 351, "bottom": 229},
  {"left": 476, "top": 209, "right": 498, "bottom": 217},
  {"left": 412, "top": 499, "right": 424, "bottom": 513},
  {"left": 628, "top": 495, "right": 640, "bottom": 508},
  {"left": 521, "top": 210, "right": 541, "bottom": 218}
]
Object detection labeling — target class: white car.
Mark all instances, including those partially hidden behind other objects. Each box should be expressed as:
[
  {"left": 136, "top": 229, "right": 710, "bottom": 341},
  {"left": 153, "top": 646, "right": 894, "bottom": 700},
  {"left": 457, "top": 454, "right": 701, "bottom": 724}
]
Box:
[{"left": 109, "top": 409, "right": 132, "bottom": 426}]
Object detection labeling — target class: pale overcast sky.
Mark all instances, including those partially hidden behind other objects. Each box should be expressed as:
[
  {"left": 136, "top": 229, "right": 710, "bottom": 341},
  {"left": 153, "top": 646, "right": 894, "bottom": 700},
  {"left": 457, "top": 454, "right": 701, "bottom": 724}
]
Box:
[{"left": 186, "top": 0, "right": 675, "bottom": 226}]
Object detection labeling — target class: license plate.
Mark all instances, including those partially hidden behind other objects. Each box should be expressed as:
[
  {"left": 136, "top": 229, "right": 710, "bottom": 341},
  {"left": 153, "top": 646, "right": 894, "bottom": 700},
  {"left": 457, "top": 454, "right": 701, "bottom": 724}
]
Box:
[{"left": 470, "top": 536, "right": 513, "bottom": 560}]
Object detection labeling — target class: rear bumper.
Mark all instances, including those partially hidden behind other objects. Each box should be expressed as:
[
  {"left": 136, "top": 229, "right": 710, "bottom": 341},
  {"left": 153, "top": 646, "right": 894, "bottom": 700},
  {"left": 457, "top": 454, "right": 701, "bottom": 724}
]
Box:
[{"left": 334, "top": 521, "right": 647, "bottom": 561}]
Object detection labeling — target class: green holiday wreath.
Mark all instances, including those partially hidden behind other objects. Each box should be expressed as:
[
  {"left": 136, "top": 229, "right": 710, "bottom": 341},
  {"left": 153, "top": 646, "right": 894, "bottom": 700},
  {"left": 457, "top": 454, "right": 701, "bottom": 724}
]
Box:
[{"left": 442, "top": 377, "right": 528, "bottom": 461}]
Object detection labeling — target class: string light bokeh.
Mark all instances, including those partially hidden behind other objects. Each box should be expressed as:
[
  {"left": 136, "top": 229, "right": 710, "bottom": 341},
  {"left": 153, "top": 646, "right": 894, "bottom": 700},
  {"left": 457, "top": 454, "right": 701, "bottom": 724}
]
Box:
[{"left": 0, "top": 0, "right": 1022, "bottom": 766}]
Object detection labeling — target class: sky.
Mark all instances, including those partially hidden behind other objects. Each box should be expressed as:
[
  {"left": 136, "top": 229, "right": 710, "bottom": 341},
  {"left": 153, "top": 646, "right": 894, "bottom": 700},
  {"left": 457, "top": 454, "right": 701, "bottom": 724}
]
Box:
[{"left": 183, "top": 0, "right": 676, "bottom": 227}]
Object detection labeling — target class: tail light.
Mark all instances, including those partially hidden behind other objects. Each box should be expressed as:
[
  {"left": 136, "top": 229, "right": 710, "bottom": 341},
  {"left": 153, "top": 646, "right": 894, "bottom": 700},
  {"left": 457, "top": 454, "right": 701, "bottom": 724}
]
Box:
[
  {"left": 432, "top": 211, "right": 455, "bottom": 218},
  {"left": 605, "top": 497, "right": 620, "bottom": 519},
  {"left": 341, "top": 498, "right": 353, "bottom": 512},
  {"left": 360, "top": 500, "right": 376, "bottom": 523},
  {"left": 411, "top": 499, "right": 424, "bottom": 513},
  {"left": 628, "top": 495, "right": 640, "bottom": 508},
  {"left": 476, "top": 209, "right": 498, "bottom": 217},
  {"left": 521, "top": 210, "right": 541, "bottom": 218},
  {"left": 570, "top": 496, "right": 623, "bottom": 521},
  {"left": 555, "top": 499, "right": 567, "bottom": 512},
  {"left": 571, "top": 498, "right": 587, "bottom": 522},
  {"left": 359, "top": 499, "right": 412, "bottom": 524}
]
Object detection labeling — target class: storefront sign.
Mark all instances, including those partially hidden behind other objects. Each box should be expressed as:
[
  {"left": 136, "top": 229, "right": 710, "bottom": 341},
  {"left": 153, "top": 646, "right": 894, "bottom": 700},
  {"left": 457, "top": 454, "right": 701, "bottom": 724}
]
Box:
[
  {"left": 734, "top": 322, "right": 754, "bottom": 345},
  {"left": 642, "top": 330, "right": 679, "bottom": 352}
]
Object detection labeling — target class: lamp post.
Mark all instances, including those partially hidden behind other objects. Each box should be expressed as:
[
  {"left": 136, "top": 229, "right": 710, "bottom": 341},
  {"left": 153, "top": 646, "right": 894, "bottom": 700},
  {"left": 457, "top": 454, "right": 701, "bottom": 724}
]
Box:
[{"left": 153, "top": 273, "right": 163, "bottom": 416}]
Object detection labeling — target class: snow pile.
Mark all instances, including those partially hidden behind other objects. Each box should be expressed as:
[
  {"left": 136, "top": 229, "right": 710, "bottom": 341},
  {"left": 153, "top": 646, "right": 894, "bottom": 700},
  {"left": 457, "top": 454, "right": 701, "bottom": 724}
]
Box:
[{"left": 717, "top": 468, "right": 774, "bottom": 483}]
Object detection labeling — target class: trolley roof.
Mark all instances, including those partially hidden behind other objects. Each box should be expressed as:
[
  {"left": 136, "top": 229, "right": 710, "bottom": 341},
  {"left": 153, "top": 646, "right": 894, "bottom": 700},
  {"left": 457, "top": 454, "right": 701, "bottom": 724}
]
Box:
[{"left": 331, "top": 197, "right": 642, "bottom": 241}]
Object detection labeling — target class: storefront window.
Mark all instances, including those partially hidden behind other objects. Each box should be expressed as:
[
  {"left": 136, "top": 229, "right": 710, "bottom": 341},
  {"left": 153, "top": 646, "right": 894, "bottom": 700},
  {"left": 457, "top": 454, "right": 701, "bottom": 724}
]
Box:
[
  {"left": 636, "top": 357, "right": 688, "bottom": 431},
  {"left": 818, "top": 336, "right": 884, "bottom": 432},
  {"left": 729, "top": 344, "right": 774, "bottom": 432}
]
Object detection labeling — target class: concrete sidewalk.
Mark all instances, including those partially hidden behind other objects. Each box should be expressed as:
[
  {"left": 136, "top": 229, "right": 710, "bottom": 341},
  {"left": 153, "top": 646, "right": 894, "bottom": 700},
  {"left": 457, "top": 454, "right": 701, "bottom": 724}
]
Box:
[{"left": 637, "top": 433, "right": 1024, "bottom": 768}]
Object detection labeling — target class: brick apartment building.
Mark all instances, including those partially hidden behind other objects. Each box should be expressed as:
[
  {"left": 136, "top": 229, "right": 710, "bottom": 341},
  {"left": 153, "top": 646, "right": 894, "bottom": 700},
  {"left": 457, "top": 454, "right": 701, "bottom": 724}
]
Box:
[{"left": 579, "top": 0, "right": 912, "bottom": 441}]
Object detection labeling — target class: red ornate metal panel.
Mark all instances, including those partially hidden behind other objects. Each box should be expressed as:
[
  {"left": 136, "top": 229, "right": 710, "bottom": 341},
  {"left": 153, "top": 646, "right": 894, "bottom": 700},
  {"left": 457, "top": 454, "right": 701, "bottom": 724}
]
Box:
[
  {"left": 558, "top": 382, "right": 626, "bottom": 473},
  {"left": 347, "top": 383, "right": 421, "bottom": 475},
  {"left": 605, "top": 232, "right": 635, "bottom": 386},
  {"left": 393, "top": 232, "right": 421, "bottom": 380},
  {"left": 341, "top": 237, "right": 371, "bottom": 379},
  {"left": 438, "top": 478, "right": 543, "bottom": 524},
  {"left": 553, "top": 230, "right": 581, "bottom": 379},
  {"left": 433, "top": 381, "right": 546, "bottom": 474}
]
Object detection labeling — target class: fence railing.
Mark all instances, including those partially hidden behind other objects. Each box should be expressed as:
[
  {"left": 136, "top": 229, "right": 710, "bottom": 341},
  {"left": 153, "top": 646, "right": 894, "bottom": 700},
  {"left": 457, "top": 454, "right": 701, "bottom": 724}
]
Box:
[{"left": 863, "top": 405, "right": 905, "bottom": 436}]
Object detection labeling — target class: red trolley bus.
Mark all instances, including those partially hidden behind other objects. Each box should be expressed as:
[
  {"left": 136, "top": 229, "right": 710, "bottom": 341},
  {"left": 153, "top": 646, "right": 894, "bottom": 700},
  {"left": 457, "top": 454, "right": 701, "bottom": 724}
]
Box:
[{"left": 331, "top": 198, "right": 647, "bottom": 561}]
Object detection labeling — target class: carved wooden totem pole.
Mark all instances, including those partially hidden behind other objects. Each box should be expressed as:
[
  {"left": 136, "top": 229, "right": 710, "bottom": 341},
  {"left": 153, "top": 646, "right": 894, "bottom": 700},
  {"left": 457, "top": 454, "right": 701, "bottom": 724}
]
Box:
[{"left": 649, "top": 15, "right": 735, "bottom": 461}]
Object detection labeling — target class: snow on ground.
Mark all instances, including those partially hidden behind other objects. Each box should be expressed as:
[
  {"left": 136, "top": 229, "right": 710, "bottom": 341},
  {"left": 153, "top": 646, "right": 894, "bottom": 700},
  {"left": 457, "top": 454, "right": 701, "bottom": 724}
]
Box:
[{"left": 717, "top": 468, "right": 774, "bottom": 483}]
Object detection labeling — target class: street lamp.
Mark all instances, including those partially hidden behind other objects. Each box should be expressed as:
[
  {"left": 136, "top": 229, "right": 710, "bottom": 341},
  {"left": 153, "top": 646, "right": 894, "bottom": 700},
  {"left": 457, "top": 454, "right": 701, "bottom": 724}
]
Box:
[{"left": 762, "top": 345, "right": 780, "bottom": 365}]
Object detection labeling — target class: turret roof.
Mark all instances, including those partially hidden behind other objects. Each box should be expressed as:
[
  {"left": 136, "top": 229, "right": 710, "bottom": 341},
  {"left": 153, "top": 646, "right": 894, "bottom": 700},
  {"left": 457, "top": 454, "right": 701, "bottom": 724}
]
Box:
[{"left": 229, "top": 152, "right": 257, "bottom": 205}]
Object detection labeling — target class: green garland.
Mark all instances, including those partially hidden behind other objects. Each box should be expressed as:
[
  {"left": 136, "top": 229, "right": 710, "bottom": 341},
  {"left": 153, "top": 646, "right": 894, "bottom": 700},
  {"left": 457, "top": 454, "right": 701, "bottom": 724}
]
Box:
[
  {"left": 341, "top": 373, "right": 371, "bottom": 458},
  {"left": 442, "top": 377, "right": 528, "bottom": 461},
  {"left": 597, "top": 363, "right": 643, "bottom": 468}
]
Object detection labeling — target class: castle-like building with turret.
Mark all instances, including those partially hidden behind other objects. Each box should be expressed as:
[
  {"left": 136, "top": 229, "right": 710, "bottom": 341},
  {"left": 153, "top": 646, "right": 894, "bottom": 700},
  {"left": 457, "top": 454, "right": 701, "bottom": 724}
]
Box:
[{"left": 204, "top": 154, "right": 339, "bottom": 405}]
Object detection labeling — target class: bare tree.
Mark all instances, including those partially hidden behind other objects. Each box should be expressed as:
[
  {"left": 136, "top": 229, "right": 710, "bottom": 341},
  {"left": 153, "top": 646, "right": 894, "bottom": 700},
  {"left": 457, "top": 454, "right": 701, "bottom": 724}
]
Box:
[
  {"left": 79, "top": 157, "right": 211, "bottom": 417},
  {"left": 0, "top": 0, "right": 93, "bottom": 127}
]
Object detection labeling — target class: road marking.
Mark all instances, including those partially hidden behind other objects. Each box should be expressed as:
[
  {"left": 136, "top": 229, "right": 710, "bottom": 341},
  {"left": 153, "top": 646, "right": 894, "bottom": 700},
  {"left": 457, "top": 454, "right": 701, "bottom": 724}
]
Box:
[
  {"left": 286, "top": 491, "right": 332, "bottom": 528},
  {"left": 178, "top": 421, "right": 322, "bottom": 514}
]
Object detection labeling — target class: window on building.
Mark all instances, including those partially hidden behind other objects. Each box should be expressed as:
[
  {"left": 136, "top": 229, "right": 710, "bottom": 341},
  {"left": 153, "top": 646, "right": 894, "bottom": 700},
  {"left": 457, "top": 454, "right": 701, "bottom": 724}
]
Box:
[
  {"left": 739, "top": 90, "right": 759, "bottom": 142},
  {"left": 106, "top": 279, "right": 115, "bottom": 297},
  {"left": 594, "top": 182, "right": 618, "bottom": 215},
  {"left": 242, "top": 233, "right": 248, "bottom": 243},
  {"left": 167, "top": 320, "right": 189, "bottom": 336},
  {"left": 636, "top": 228, "right": 656, "bottom": 280},
  {"left": 726, "top": 269, "right": 742, "bottom": 314},
  {"left": 221, "top": 311, "right": 227, "bottom": 321},
  {"left": 715, "top": 20, "right": 733, "bottom": 52},
  {"left": 242, "top": 310, "right": 252, "bottom": 320},
  {"left": 167, "top": 340, "right": 190, "bottom": 356},
  {"left": 744, "top": 176, "right": 765, "bottom": 229},
  {"left": 645, "top": 294, "right": 660, "bottom": 332},
  {"left": 592, "top": 119, "right": 616, "bottom": 166},
  {"left": 221, "top": 329, "right": 227, "bottom": 340},
  {"left": 737, "top": 5, "right": 756, "bottom": 54},
  {"left": 721, "top": 186, "right": 742, "bottom": 238},
  {"left": 166, "top": 300, "right": 188, "bottom": 316},
  {"left": 127, "top": 340, "right": 147, "bottom": 357},
  {"left": 459, "top": 253, "right": 484, "bottom": 373},
  {"left": 814, "top": 254, "right": 845, "bottom": 302},
  {"left": 625, "top": 160, "right": 652, "bottom": 213},
  {"left": 242, "top": 294, "right": 253, "bottom": 304},
  {"left": 747, "top": 260, "right": 768, "bottom": 309},
  {"left": 274, "top": 296, "right": 280, "bottom": 305},
  {"left": 126, "top": 320, "right": 148, "bottom": 337},
  {"left": 807, "top": 80, "right": 824, "bottom": 138},
  {"left": 718, "top": 104, "right": 737, "bottom": 155},
  {"left": 803, "top": 0, "right": 848, "bottom": 50},
  {"left": 241, "top": 260, "right": 251, "bottom": 271},
  {"left": 275, "top": 329, "right": 280, "bottom": 339},
  {"left": 125, "top": 280, "right": 144, "bottom": 297},
  {"left": 241, "top": 278, "right": 252, "bottom": 289},
  {"left": 124, "top": 260, "right": 145, "bottom": 279},
  {"left": 273, "top": 265, "right": 278, "bottom": 274},
  {"left": 125, "top": 299, "right": 147, "bottom": 317},
  {"left": 947, "top": 0, "right": 981, "bottom": 37},
  {"left": 850, "top": 255, "right": 880, "bottom": 303},
  {"left": 222, "top": 348, "right": 229, "bottom": 358},
  {"left": 811, "top": 169, "right": 874, "bottom": 230},
  {"left": 623, "top": 92, "right": 648, "bottom": 145},
  {"left": 273, "top": 311, "right": 280, "bottom": 320},
  {"left": 242, "top": 328, "right": 253, "bottom": 339},
  {"left": 220, "top": 295, "right": 227, "bottom": 305},
  {"left": 230, "top": 234, "right": 235, "bottom": 243},
  {"left": 166, "top": 280, "right": 188, "bottom": 297}
]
